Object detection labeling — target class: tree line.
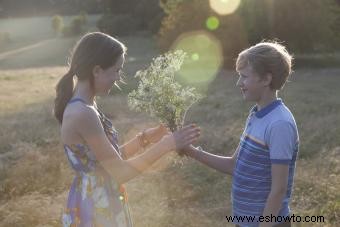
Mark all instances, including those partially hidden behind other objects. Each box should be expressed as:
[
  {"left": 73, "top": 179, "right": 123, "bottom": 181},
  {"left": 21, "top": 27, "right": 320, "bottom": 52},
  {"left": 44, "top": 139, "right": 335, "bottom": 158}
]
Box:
[{"left": 1, "top": 0, "right": 339, "bottom": 62}]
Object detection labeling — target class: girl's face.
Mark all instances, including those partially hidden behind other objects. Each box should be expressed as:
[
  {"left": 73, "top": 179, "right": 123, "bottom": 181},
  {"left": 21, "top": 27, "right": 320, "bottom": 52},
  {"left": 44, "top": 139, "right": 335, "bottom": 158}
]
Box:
[{"left": 94, "top": 55, "right": 125, "bottom": 95}]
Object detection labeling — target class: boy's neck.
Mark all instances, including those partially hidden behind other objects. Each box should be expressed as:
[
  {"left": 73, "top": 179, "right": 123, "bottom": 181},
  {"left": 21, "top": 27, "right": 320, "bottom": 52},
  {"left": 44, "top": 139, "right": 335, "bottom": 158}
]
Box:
[{"left": 256, "top": 90, "right": 278, "bottom": 111}]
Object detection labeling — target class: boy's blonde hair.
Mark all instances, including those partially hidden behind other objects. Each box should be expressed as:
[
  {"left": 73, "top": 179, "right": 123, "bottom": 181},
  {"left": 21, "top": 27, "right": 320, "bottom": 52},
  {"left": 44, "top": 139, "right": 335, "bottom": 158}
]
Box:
[{"left": 236, "top": 41, "right": 293, "bottom": 90}]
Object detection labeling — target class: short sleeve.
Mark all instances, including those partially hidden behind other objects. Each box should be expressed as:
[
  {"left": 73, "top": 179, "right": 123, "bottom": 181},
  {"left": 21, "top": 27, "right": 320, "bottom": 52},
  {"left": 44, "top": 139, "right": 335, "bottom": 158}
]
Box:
[{"left": 267, "top": 120, "right": 297, "bottom": 164}]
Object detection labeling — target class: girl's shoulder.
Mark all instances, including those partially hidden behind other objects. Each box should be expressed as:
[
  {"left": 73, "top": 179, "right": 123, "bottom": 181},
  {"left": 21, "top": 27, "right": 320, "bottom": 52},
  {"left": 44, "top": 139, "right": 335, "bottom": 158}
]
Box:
[
  {"left": 64, "top": 101, "right": 97, "bottom": 121},
  {"left": 62, "top": 102, "right": 102, "bottom": 141}
]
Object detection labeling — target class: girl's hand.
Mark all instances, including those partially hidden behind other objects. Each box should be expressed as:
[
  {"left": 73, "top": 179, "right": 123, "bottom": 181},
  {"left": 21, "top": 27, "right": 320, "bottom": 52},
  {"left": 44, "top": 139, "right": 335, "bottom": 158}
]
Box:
[{"left": 144, "top": 124, "right": 170, "bottom": 144}]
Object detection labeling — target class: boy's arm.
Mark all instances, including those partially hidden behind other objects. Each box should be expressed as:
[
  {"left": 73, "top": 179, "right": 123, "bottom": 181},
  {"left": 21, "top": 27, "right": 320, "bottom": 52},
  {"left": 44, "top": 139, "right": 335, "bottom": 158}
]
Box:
[
  {"left": 261, "top": 120, "right": 297, "bottom": 226},
  {"left": 260, "top": 164, "right": 289, "bottom": 227},
  {"left": 181, "top": 145, "right": 239, "bottom": 175}
]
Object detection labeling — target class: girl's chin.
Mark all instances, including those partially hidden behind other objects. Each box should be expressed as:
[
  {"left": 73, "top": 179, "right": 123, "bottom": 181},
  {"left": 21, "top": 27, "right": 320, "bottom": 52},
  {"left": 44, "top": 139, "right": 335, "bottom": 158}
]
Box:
[{"left": 96, "top": 90, "right": 111, "bottom": 96}]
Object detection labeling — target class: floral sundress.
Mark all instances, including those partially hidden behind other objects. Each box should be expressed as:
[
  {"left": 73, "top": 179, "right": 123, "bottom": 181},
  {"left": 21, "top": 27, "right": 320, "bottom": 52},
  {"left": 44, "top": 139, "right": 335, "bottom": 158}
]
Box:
[{"left": 62, "top": 98, "right": 133, "bottom": 227}]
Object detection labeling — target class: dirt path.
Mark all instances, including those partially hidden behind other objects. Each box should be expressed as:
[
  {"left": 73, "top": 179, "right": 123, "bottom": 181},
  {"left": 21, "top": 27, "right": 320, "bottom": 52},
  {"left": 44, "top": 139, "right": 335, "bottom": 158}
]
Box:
[{"left": 0, "top": 39, "right": 54, "bottom": 61}]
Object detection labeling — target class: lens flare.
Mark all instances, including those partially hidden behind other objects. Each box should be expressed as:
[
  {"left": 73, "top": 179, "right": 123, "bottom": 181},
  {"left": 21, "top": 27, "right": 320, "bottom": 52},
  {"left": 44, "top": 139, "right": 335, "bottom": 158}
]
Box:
[
  {"left": 206, "top": 16, "right": 220, "bottom": 30},
  {"left": 191, "top": 53, "right": 200, "bottom": 61},
  {"left": 209, "top": 0, "right": 241, "bottom": 15},
  {"left": 171, "top": 31, "right": 223, "bottom": 88}
]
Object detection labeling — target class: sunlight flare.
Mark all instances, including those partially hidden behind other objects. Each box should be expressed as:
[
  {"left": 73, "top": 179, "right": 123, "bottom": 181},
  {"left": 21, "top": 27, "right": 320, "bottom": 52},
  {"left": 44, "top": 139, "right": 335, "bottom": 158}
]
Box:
[
  {"left": 206, "top": 16, "right": 220, "bottom": 30},
  {"left": 171, "top": 31, "right": 223, "bottom": 87},
  {"left": 209, "top": 0, "right": 241, "bottom": 15}
]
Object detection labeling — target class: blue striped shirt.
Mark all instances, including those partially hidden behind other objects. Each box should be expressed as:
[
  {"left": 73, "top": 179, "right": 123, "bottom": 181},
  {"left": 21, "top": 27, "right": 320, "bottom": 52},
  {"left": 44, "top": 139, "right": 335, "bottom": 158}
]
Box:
[{"left": 232, "top": 99, "right": 299, "bottom": 226}]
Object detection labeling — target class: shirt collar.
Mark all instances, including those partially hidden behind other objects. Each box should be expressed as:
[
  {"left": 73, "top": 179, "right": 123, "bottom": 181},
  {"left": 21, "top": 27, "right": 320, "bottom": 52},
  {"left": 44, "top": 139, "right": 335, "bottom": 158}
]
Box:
[{"left": 250, "top": 99, "right": 283, "bottom": 118}]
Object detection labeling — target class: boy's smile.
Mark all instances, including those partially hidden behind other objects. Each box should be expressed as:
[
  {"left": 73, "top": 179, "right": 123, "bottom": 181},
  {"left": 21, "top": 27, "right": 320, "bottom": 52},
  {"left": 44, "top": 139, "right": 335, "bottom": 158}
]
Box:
[
  {"left": 236, "top": 64, "right": 278, "bottom": 110},
  {"left": 236, "top": 65, "right": 265, "bottom": 102}
]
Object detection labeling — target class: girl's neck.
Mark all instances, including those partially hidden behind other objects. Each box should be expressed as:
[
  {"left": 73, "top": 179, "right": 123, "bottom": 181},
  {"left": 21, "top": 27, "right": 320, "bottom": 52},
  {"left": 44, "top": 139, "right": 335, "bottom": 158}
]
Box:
[{"left": 72, "top": 81, "right": 95, "bottom": 105}]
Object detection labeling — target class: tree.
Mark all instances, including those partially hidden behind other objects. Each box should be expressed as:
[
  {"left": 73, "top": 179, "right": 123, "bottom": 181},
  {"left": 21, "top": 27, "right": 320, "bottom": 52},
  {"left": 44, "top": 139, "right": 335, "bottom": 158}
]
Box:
[
  {"left": 158, "top": 0, "right": 248, "bottom": 66},
  {"left": 269, "top": 0, "right": 337, "bottom": 52},
  {"left": 158, "top": 0, "right": 340, "bottom": 63},
  {"left": 98, "top": 0, "right": 164, "bottom": 35},
  {"left": 51, "top": 15, "right": 64, "bottom": 36}
]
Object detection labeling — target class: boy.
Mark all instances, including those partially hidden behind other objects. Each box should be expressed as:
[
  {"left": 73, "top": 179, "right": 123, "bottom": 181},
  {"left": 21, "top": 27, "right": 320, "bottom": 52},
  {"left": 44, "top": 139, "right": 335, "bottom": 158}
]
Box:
[{"left": 182, "top": 42, "right": 299, "bottom": 227}]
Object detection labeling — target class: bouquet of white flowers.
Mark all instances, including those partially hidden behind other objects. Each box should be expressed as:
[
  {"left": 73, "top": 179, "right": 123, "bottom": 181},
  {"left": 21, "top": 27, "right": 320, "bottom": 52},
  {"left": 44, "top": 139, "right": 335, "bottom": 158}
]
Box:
[{"left": 128, "top": 50, "right": 202, "bottom": 132}]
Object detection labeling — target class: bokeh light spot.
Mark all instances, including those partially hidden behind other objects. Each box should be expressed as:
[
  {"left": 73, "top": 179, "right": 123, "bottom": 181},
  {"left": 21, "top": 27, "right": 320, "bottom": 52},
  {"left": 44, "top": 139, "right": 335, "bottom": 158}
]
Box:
[
  {"left": 206, "top": 16, "right": 220, "bottom": 30},
  {"left": 209, "top": 0, "right": 241, "bottom": 15},
  {"left": 191, "top": 53, "right": 200, "bottom": 61},
  {"left": 171, "top": 31, "right": 223, "bottom": 89}
]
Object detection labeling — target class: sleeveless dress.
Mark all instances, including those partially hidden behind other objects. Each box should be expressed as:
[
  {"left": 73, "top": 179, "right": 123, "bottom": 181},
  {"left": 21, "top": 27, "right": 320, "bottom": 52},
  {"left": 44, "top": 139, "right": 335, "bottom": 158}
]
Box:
[{"left": 62, "top": 98, "right": 133, "bottom": 227}]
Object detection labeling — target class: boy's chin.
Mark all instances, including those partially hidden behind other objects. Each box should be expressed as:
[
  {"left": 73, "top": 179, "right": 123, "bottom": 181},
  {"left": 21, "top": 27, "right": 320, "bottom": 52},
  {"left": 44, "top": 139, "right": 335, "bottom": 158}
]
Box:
[
  {"left": 242, "top": 95, "right": 257, "bottom": 102},
  {"left": 242, "top": 95, "right": 251, "bottom": 101}
]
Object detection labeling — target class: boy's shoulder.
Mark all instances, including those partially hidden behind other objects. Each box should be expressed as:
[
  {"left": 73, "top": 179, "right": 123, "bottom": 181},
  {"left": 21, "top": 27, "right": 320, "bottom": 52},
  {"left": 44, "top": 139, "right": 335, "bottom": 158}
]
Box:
[
  {"left": 249, "top": 100, "right": 298, "bottom": 140},
  {"left": 264, "top": 103, "right": 299, "bottom": 143},
  {"left": 249, "top": 100, "right": 297, "bottom": 126},
  {"left": 268, "top": 102, "right": 296, "bottom": 125}
]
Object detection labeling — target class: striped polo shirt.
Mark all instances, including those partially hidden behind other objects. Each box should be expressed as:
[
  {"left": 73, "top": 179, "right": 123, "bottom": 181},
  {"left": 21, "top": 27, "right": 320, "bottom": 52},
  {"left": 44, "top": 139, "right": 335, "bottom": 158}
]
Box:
[{"left": 232, "top": 99, "right": 299, "bottom": 226}]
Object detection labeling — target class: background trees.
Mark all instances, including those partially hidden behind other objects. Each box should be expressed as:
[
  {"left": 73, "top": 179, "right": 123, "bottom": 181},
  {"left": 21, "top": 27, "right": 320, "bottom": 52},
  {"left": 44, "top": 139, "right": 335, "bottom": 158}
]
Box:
[{"left": 158, "top": 0, "right": 340, "bottom": 66}]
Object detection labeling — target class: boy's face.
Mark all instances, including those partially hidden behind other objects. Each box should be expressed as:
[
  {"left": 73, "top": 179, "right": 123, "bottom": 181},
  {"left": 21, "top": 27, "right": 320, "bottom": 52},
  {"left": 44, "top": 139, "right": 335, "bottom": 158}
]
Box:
[{"left": 236, "top": 64, "right": 267, "bottom": 102}]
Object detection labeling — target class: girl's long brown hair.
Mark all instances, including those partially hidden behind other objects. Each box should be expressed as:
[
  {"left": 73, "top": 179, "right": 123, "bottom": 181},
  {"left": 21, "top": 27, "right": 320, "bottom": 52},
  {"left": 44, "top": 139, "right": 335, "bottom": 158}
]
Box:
[{"left": 54, "top": 32, "right": 126, "bottom": 124}]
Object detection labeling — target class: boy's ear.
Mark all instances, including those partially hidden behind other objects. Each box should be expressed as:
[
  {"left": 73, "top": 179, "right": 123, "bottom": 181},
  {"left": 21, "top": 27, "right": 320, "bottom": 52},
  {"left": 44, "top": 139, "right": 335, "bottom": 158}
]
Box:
[
  {"left": 263, "top": 73, "right": 272, "bottom": 87},
  {"left": 92, "top": 65, "right": 102, "bottom": 77}
]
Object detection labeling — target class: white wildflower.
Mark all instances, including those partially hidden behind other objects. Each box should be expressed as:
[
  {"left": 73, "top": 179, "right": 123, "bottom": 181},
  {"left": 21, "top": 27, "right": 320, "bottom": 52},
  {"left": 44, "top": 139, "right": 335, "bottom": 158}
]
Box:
[{"left": 128, "top": 50, "right": 202, "bottom": 131}]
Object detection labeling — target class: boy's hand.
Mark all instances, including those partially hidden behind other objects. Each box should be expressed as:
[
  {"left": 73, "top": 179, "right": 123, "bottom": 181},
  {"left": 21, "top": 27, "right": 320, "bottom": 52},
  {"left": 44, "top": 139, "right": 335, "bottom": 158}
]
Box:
[
  {"left": 177, "top": 144, "right": 194, "bottom": 155},
  {"left": 172, "top": 124, "right": 201, "bottom": 151}
]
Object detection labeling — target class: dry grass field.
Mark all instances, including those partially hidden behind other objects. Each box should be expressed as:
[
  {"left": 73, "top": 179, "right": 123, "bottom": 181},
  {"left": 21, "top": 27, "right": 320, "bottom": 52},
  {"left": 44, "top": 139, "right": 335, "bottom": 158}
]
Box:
[{"left": 0, "top": 16, "right": 339, "bottom": 226}]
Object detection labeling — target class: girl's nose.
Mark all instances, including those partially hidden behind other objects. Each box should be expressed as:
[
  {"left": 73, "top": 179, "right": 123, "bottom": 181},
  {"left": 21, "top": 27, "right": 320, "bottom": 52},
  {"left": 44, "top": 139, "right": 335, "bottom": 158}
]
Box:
[{"left": 236, "top": 77, "right": 242, "bottom": 87}]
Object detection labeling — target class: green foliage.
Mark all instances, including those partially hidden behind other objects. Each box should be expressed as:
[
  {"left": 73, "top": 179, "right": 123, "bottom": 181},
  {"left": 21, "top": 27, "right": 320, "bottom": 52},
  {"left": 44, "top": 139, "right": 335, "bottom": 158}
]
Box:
[
  {"left": 78, "top": 11, "right": 88, "bottom": 25},
  {"left": 62, "top": 14, "right": 87, "bottom": 37},
  {"left": 267, "top": 0, "right": 338, "bottom": 52},
  {"left": 97, "top": 0, "right": 164, "bottom": 36},
  {"left": 158, "top": 0, "right": 339, "bottom": 66},
  {"left": 97, "top": 13, "right": 139, "bottom": 36},
  {"left": 158, "top": 0, "right": 248, "bottom": 66},
  {"left": 70, "top": 15, "right": 85, "bottom": 34},
  {"left": 159, "top": 0, "right": 187, "bottom": 15},
  {"left": 0, "top": 0, "right": 106, "bottom": 17},
  {"left": 51, "top": 15, "right": 64, "bottom": 36},
  {"left": 331, "top": 2, "right": 340, "bottom": 49},
  {"left": 239, "top": 0, "right": 340, "bottom": 52},
  {"left": 128, "top": 50, "right": 202, "bottom": 131},
  {"left": 238, "top": 0, "right": 271, "bottom": 45},
  {"left": 239, "top": 0, "right": 340, "bottom": 54},
  {"left": 133, "top": 0, "right": 165, "bottom": 33}
]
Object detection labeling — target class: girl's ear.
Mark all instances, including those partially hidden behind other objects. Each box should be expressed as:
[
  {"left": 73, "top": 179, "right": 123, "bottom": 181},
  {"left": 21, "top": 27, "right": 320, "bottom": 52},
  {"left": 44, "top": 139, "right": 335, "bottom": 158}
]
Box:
[{"left": 92, "top": 65, "right": 102, "bottom": 78}]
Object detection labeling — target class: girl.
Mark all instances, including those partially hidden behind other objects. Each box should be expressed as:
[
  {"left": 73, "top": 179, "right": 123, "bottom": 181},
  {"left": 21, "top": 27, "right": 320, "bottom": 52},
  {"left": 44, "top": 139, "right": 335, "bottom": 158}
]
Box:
[{"left": 54, "top": 32, "right": 200, "bottom": 227}]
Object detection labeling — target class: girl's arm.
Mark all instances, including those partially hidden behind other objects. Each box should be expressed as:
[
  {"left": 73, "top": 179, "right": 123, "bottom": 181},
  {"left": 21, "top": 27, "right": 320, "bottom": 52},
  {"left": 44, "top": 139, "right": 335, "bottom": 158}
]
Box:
[
  {"left": 119, "top": 134, "right": 145, "bottom": 159},
  {"left": 76, "top": 106, "right": 200, "bottom": 185},
  {"left": 120, "top": 124, "right": 169, "bottom": 158}
]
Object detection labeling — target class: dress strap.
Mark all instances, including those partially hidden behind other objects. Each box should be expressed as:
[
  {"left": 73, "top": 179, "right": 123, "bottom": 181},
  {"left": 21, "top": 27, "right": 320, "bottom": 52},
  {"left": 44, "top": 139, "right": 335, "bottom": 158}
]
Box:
[{"left": 68, "top": 98, "right": 87, "bottom": 105}]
